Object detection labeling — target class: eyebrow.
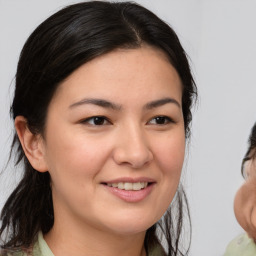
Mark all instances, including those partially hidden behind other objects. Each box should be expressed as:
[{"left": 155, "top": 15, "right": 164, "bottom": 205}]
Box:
[
  {"left": 144, "top": 97, "right": 181, "bottom": 109},
  {"left": 69, "top": 97, "right": 180, "bottom": 110},
  {"left": 69, "top": 98, "right": 122, "bottom": 110}
]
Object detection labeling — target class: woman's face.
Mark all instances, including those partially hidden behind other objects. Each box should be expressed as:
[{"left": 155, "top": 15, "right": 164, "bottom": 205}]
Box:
[{"left": 40, "top": 46, "right": 185, "bottom": 236}]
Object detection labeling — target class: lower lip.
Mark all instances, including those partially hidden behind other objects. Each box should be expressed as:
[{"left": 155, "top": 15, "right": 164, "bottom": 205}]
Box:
[{"left": 103, "top": 183, "right": 155, "bottom": 203}]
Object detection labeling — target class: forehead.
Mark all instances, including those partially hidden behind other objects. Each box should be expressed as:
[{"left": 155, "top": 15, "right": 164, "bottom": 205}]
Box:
[{"left": 50, "top": 45, "right": 182, "bottom": 107}]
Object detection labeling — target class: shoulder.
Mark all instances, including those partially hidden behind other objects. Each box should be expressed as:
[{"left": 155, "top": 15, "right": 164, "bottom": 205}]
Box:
[
  {"left": 223, "top": 233, "right": 256, "bottom": 256},
  {"left": 0, "top": 249, "right": 26, "bottom": 256},
  {"left": 0, "top": 244, "right": 35, "bottom": 256},
  {"left": 148, "top": 243, "right": 166, "bottom": 256},
  {"left": 0, "top": 232, "right": 44, "bottom": 256}
]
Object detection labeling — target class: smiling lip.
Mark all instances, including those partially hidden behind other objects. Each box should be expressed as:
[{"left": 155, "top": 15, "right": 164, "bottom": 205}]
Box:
[{"left": 102, "top": 177, "right": 156, "bottom": 203}]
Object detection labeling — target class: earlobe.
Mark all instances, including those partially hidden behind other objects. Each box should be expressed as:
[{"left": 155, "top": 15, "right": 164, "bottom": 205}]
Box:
[{"left": 15, "top": 116, "right": 48, "bottom": 173}]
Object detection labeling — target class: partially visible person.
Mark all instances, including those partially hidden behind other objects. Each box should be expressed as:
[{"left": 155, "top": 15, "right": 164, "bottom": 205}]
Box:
[{"left": 224, "top": 123, "right": 256, "bottom": 255}]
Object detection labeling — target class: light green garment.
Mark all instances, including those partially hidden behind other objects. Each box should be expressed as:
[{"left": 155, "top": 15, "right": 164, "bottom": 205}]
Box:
[
  {"left": 0, "top": 232, "right": 54, "bottom": 256},
  {"left": 223, "top": 233, "right": 256, "bottom": 256},
  {"left": 33, "top": 231, "right": 54, "bottom": 256},
  {"left": 1, "top": 231, "right": 165, "bottom": 256}
]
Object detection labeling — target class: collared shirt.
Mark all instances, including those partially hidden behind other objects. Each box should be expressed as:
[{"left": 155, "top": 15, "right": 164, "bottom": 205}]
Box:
[
  {"left": 223, "top": 233, "right": 256, "bottom": 256},
  {"left": 1, "top": 231, "right": 165, "bottom": 256}
]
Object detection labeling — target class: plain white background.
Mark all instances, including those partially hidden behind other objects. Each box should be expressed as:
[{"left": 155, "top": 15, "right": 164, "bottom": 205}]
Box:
[{"left": 0, "top": 0, "right": 256, "bottom": 255}]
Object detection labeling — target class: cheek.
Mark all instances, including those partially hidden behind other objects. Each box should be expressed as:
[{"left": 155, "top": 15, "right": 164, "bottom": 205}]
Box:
[
  {"left": 234, "top": 186, "right": 248, "bottom": 231},
  {"left": 151, "top": 130, "right": 185, "bottom": 216},
  {"left": 155, "top": 130, "right": 185, "bottom": 177},
  {"left": 233, "top": 178, "right": 256, "bottom": 232},
  {"left": 43, "top": 129, "right": 112, "bottom": 190},
  {"left": 44, "top": 132, "right": 113, "bottom": 216}
]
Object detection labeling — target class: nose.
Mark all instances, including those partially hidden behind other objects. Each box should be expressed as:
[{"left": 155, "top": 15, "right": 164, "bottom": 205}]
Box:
[{"left": 112, "top": 124, "right": 153, "bottom": 169}]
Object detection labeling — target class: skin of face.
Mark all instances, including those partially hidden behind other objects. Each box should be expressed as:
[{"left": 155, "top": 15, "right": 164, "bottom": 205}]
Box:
[
  {"left": 15, "top": 45, "right": 185, "bottom": 255},
  {"left": 234, "top": 159, "right": 256, "bottom": 240}
]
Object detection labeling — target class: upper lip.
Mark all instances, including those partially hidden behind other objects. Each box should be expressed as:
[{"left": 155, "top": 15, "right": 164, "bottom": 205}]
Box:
[{"left": 102, "top": 177, "right": 156, "bottom": 184}]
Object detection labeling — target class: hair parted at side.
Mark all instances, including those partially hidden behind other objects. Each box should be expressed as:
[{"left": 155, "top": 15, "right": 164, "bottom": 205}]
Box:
[{"left": 0, "top": 1, "right": 197, "bottom": 256}]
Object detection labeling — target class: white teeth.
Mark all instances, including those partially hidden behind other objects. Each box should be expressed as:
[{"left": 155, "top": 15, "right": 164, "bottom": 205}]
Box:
[
  {"left": 133, "top": 182, "right": 142, "bottom": 190},
  {"left": 124, "top": 182, "right": 133, "bottom": 190},
  {"left": 112, "top": 183, "right": 118, "bottom": 188},
  {"left": 117, "top": 182, "right": 124, "bottom": 189},
  {"left": 107, "top": 182, "right": 149, "bottom": 190}
]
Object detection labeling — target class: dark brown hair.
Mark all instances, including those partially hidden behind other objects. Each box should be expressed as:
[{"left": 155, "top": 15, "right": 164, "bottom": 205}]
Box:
[{"left": 0, "top": 2, "right": 197, "bottom": 255}]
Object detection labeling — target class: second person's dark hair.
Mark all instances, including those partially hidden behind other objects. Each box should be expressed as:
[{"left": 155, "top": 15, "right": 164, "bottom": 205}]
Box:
[{"left": 242, "top": 123, "right": 256, "bottom": 177}]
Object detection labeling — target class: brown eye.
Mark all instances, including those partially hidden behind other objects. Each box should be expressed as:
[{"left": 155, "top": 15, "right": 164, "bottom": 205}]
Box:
[
  {"left": 82, "top": 116, "right": 110, "bottom": 126},
  {"left": 148, "top": 116, "right": 173, "bottom": 125}
]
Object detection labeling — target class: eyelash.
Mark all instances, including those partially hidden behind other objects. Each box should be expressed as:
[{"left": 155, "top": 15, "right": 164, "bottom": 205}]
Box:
[
  {"left": 80, "top": 116, "right": 111, "bottom": 126},
  {"left": 80, "top": 115, "right": 174, "bottom": 126},
  {"left": 147, "top": 116, "right": 174, "bottom": 125}
]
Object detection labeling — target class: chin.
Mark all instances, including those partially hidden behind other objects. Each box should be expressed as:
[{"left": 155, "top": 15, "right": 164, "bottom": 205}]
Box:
[{"left": 101, "top": 213, "right": 159, "bottom": 236}]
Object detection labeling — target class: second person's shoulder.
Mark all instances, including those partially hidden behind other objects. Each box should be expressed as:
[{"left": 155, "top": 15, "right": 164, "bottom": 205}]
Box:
[{"left": 223, "top": 233, "right": 256, "bottom": 256}]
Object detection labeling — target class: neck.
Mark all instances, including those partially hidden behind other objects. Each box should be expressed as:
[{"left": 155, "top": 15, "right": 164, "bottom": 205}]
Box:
[{"left": 44, "top": 219, "right": 147, "bottom": 256}]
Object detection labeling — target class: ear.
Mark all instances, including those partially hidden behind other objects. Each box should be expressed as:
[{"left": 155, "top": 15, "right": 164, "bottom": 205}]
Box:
[{"left": 15, "top": 116, "right": 48, "bottom": 173}]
